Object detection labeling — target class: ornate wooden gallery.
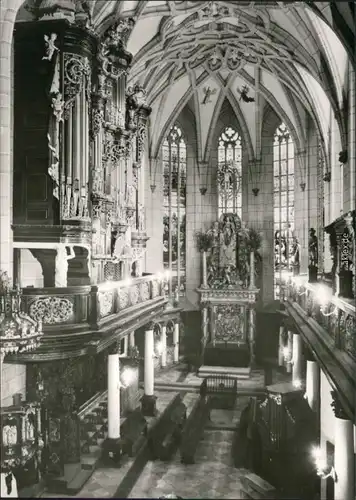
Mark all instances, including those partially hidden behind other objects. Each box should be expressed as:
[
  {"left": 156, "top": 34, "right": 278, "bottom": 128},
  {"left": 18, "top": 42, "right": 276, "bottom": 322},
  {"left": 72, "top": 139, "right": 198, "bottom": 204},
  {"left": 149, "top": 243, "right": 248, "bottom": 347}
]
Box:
[
  {"left": 1, "top": 10, "right": 168, "bottom": 495},
  {"left": 196, "top": 210, "right": 262, "bottom": 378}
]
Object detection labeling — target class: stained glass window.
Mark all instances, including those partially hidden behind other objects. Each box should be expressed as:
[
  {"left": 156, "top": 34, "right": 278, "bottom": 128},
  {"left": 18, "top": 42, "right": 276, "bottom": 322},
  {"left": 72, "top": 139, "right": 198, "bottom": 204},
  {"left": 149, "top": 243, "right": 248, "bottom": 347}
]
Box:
[
  {"left": 274, "top": 123, "right": 295, "bottom": 299},
  {"left": 162, "top": 125, "right": 186, "bottom": 296},
  {"left": 217, "top": 127, "right": 242, "bottom": 218}
]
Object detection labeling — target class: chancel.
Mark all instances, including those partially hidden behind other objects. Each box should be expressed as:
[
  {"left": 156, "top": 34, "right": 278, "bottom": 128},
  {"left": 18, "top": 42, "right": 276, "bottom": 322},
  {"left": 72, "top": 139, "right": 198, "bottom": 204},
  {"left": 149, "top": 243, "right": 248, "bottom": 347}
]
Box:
[{"left": 0, "top": 1, "right": 355, "bottom": 500}]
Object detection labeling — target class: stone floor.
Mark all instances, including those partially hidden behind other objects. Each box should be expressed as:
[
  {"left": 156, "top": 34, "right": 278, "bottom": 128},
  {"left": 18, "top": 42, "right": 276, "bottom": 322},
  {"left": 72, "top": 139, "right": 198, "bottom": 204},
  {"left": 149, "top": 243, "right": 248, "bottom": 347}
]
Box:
[
  {"left": 128, "top": 402, "right": 251, "bottom": 499},
  {"left": 41, "top": 390, "right": 180, "bottom": 499},
  {"left": 155, "top": 365, "right": 290, "bottom": 389},
  {"left": 41, "top": 367, "right": 291, "bottom": 499}
]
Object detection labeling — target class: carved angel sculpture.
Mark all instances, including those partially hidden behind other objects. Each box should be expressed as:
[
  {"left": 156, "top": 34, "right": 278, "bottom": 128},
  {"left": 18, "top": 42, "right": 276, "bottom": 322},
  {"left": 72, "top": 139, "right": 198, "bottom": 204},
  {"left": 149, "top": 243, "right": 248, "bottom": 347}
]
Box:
[{"left": 42, "top": 33, "right": 59, "bottom": 61}]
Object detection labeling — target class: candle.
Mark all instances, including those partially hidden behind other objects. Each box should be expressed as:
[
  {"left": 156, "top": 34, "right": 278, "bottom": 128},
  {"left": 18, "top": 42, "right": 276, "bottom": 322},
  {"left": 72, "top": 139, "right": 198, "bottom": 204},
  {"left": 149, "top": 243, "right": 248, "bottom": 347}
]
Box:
[
  {"left": 202, "top": 251, "right": 207, "bottom": 287},
  {"left": 250, "top": 251, "right": 255, "bottom": 288}
]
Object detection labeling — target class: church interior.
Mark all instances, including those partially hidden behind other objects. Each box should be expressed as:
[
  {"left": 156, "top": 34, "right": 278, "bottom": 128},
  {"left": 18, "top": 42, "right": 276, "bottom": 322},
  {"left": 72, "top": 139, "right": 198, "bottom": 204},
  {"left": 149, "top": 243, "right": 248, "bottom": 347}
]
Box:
[{"left": 0, "top": 1, "right": 355, "bottom": 499}]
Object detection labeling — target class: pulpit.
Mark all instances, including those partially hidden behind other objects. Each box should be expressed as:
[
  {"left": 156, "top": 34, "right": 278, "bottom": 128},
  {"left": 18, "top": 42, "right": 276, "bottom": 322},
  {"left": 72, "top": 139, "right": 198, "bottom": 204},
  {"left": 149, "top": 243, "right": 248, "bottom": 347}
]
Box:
[{"left": 196, "top": 213, "right": 261, "bottom": 379}]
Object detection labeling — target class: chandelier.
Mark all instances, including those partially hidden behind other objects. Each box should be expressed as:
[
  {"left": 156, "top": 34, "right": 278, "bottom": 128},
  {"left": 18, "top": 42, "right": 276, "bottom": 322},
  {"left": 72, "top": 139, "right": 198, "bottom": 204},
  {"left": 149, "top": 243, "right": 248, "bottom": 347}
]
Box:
[{"left": 0, "top": 271, "right": 43, "bottom": 358}]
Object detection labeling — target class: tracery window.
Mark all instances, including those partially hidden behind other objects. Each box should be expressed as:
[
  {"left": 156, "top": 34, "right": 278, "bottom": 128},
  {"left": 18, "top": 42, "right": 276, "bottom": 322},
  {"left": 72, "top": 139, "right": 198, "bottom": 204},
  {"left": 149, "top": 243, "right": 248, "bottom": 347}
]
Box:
[
  {"left": 273, "top": 123, "right": 295, "bottom": 299},
  {"left": 217, "top": 126, "right": 242, "bottom": 218},
  {"left": 162, "top": 125, "right": 187, "bottom": 296}
]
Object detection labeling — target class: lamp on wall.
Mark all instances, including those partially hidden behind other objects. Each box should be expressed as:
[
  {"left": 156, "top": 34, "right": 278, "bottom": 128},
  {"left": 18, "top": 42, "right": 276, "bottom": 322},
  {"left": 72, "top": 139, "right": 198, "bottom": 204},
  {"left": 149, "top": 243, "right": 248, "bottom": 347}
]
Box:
[
  {"left": 248, "top": 159, "right": 260, "bottom": 197},
  {"left": 311, "top": 446, "right": 338, "bottom": 482},
  {"left": 198, "top": 160, "right": 209, "bottom": 196},
  {"left": 313, "top": 283, "right": 338, "bottom": 317}
]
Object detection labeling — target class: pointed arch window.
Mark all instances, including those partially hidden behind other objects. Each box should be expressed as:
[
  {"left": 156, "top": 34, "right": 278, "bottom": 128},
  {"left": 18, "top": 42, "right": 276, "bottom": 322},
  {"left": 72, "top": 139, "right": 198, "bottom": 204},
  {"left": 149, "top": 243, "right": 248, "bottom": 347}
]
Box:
[
  {"left": 273, "top": 123, "right": 295, "bottom": 299},
  {"left": 217, "top": 126, "right": 242, "bottom": 218},
  {"left": 162, "top": 125, "right": 187, "bottom": 296}
]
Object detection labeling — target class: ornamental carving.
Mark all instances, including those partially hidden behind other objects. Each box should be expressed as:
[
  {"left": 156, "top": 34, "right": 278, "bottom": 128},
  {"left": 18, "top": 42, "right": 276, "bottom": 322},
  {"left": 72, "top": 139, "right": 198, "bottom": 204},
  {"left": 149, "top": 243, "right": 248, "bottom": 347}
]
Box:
[
  {"left": 63, "top": 53, "right": 91, "bottom": 118},
  {"left": 140, "top": 282, "right": 150, "bottom": 302},
  {"left": 215, "top": 304, "right": 246, "bottom": 343},
  {"left": 136, "top": 121, "right": 147, "bottom": 164},
  {"left": 98, "top": 18, "right": 134, "bottom": 80},
  {"left": 98, "top": 291, "right": 113, "bottom": 317},
  {"left": 118, "top": 288, "right": 129, "bottom": 309},
  {"left": 29, "top": 297, "right": 73, "bottom": 324},
  {"left": 129, "top": 285, "right": 139, "bottom": 306},
  {"left": 152, "top": 280, "right": 160, "bottom": 299},
  {"left": 328, "top": 307, "right": 339, "bottom": 344},
  {"left": 198, "top": 287, "right": 259, "bottom": 304},
  {"left": 196, "top": 213, "right": 261, "bottom": 290},
  {"left": 269, "top": 393, "right": 282, "bottom": 405},
  {"left": 155, "top": 8, "right": 292, "bottom": 75},
  {"left": 344, "top": 315, "right": 356, "bottom": 359},
  {"left": 91, "top": 108, "right": 104, "bottom": 139}
]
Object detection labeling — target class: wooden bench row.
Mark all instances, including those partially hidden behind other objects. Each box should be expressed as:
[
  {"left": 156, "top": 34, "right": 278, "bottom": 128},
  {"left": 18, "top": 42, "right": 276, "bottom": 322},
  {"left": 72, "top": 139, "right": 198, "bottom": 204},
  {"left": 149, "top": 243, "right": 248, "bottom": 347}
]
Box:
[
  {"left": 180, "top": 395, "right": 210, "bottom": 464},
  {"left": 148, "top": 394, "right": 187, "bottom": 461}
]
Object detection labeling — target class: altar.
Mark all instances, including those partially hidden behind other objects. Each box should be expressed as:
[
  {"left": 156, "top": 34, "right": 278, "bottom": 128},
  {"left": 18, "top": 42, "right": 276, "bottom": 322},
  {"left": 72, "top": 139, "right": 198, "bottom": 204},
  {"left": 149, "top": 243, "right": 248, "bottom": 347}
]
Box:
[{"left": 196, "top": 213, "right": 261, "bottom": 379}]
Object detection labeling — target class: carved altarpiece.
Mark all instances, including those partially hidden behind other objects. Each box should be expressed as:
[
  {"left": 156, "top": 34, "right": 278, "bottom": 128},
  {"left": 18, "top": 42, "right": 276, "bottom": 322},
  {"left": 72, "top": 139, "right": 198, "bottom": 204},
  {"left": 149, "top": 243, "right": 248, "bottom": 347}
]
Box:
[{"left": 197, "top": 213, "right": 260, "bottom": 369}]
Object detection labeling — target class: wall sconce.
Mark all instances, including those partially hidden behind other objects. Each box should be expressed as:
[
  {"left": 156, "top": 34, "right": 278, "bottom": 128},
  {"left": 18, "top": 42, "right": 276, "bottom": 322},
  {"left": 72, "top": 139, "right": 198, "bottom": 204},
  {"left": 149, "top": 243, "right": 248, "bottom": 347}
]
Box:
[
  {"left": 293, "top": 379, "right": 302, "bottom": 389},
  {"left": 283, "top": 346, "right": 292, "bottom": 361},
  {"left": 252, "top": 188, "right": 259, "bottom": 197},
  {"left": 154, "top": 341, "right": 163, "bottom": 358},
  {"left": 314, "top": 283, "right": 337, "bottom": 317},
  {"left": 300, "top": 182, "right": 306, "bottom": 192},
  {"left": 320, "top": 304, "right": 338, "bottom": 317},
  {"left": 199, "top": 187, "right": 207, "bottom": 196},
  {"left": 150, "top": 184, "right": 156, "bottom": 193},
  {"left": 120, "top": 367, "right": 136, "bottom": 389},
  {"left": 312, "top": 447, "right": 338, "bottom": 482}
]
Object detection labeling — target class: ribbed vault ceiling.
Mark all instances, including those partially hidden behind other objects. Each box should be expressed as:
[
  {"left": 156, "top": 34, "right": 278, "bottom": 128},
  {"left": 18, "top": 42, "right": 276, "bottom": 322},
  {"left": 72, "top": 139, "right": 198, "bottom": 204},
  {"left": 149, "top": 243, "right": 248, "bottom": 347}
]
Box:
[{"left": 18, "top": 1, "right": 353, "bottom": 162}]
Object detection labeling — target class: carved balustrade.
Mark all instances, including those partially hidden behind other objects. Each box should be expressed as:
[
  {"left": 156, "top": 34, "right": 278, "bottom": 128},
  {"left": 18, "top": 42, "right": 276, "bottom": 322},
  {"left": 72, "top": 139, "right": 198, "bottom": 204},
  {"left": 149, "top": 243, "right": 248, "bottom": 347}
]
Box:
[
  {"left": 5, "top": 276, "right": 165, "bottom": 363},
  {"left": 93, "top": 275, "right": 163, "bottom": 322},
  {"left": 287, "top": 277, "right": 356, "bottom": 361},
  {"left": 19, "top": 275, "right": 163, "bottom": 329}
]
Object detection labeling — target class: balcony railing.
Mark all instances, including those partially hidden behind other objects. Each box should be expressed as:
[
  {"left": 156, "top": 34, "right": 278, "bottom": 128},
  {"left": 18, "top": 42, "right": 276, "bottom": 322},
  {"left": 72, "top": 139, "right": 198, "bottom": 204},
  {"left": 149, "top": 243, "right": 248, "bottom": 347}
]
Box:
[
  {"left": 20, "top": 274, "right": 164, "bottom": 330},
  {"left": 286, "top": 275, "right": 356, "bottom": 361},
  {"left": 8, "top": 275, "right": 166, "bottom": 361}
]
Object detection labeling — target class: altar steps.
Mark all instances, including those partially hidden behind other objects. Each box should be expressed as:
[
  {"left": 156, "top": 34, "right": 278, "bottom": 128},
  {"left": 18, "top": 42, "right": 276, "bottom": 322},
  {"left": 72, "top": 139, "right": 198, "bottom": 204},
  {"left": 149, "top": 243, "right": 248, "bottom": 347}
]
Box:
[{"left": 198, "top": 365, "right": 251, "bottom": 379}]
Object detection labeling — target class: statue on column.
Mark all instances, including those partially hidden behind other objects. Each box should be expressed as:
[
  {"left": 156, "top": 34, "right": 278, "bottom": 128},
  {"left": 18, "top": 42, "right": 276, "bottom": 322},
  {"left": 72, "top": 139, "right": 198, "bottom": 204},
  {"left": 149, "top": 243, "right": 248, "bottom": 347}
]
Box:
[
  {"left": 291, "top": 236, "right": 300, "bottom": 276},
  {"left": 308, "top": 228, "right": 318, "bottom": 283},
  {"left": 55, "top": 245, "right": 75, "bottom": 287}
]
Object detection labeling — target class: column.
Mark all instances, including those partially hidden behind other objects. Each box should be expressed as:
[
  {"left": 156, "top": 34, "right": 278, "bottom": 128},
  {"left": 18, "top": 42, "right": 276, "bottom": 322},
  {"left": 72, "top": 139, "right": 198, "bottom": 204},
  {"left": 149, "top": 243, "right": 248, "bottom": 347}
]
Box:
[
  {"left": 292, "top": 332, "right": 303, "bottom": 385},
  {"left": 285, "top": 331, "right": 293, "bottom": 373},
  {"left": 305, "top": 358, "right": 320, "bottom": 412},
  {"left": 161, "top": 324, "right": 167, "bottom": 368},
  {"left": 103, "top": 353, "right": 122, "bottom": 461},
  {"left": 0, "top": 14, "right": 15, "bottom": 278},
  {"left": 331, "top": 392, "right": 355, "bottom": 500},
  {"left": 173, "top": 321, "right": 179, "bottom": 363},
  {"left": 141, "top": 326, "right": 156, "bottom": 416},
  {"left": 129, "top": 330, "right": 135, "bottom": 348},
  {"left": 123, "top": 335, "right": 128, "bottom": 356},
  {"left": 107, "top": 354, "right": 120, "bottom": 439},
  {"left": 278, "top": 325, "right": 285, "bottom": 367}
]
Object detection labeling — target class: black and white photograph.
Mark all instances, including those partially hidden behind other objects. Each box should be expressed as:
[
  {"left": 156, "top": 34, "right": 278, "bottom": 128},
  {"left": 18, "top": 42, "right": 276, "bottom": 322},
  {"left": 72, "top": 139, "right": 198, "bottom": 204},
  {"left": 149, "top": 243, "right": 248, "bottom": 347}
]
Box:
[{"left": 0, "top": 1, "right": 355, "bottom": 499}]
